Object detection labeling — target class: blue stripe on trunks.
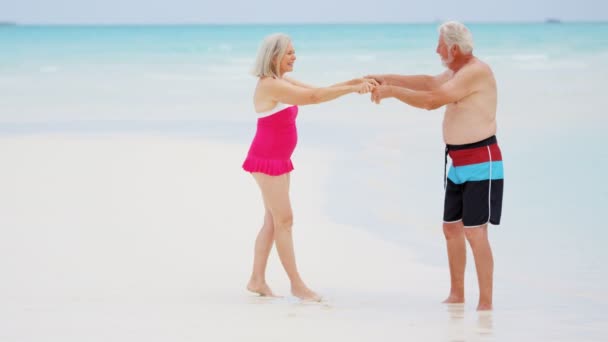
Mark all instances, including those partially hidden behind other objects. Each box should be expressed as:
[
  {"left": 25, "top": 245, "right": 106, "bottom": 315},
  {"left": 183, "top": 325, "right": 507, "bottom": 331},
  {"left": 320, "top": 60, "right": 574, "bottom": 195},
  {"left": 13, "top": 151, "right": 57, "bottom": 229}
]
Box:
[{"left": 447, "top": 161, "right": 504, "bottom": 185}]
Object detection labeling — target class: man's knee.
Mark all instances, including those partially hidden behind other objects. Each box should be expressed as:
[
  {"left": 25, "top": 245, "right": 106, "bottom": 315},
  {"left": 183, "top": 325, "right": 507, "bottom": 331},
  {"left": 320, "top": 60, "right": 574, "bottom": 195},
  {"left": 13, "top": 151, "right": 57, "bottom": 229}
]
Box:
[
  {"left": 443, "top": 222, "right": 464, "bottom": 240},
  {"left": 464, "top": 226, "right": 488, "bottom": 244}
]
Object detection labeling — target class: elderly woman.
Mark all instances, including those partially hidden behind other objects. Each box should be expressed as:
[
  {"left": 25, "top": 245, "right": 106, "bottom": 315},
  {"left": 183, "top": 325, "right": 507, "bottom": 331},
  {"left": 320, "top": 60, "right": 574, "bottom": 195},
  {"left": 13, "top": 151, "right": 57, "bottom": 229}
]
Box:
[{"left": 242, "top": 33, "right": 375, "bottom": 301}]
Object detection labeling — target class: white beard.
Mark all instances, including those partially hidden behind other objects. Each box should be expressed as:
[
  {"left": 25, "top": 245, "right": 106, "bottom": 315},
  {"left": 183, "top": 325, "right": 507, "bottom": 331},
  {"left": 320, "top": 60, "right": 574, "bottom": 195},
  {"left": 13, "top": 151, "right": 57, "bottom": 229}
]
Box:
[{"left": 441, "top": 49, "right": 454, "bottom": 67}]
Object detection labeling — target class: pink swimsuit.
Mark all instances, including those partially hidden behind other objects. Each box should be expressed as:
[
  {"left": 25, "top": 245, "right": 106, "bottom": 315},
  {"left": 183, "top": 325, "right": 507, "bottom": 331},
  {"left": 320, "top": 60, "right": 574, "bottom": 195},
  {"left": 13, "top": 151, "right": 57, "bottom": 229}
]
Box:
[{"left": 242, "top": 104, "right": 299, "bottom": 176}]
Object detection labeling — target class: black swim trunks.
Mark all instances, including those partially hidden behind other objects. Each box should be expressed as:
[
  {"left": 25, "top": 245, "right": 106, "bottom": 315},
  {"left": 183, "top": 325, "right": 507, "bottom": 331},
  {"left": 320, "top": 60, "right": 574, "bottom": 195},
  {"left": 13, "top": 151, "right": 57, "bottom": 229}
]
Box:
[{"left": 443, "top": 136, "right": 504, "bottom": 227}]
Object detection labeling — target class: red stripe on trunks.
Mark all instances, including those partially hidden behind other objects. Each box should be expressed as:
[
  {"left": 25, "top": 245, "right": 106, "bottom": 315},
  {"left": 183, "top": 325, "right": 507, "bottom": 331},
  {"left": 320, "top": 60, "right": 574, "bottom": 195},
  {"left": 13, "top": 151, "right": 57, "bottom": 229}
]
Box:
[{"left": 448, "top": 143, "right": 502, "bottom": 167}]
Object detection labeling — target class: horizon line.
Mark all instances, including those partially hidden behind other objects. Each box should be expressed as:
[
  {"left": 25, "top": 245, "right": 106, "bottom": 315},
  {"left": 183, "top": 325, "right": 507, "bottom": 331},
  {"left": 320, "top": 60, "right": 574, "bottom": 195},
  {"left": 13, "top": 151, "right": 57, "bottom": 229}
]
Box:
[{"left": 2, "top": 19, "right": 608, "bottom": 26}]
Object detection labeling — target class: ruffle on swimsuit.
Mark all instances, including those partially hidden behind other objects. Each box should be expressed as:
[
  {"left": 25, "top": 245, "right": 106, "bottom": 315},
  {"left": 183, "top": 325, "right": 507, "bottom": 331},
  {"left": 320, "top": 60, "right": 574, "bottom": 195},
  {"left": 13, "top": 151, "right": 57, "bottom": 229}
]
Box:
[{"left": 242, "top": 103, "right": 299, "bottom": 176}]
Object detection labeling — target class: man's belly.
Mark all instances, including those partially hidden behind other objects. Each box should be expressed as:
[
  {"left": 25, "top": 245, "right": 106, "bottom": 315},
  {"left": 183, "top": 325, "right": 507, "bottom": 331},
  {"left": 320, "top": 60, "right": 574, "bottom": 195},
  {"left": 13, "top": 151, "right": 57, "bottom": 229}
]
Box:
[{"left": 443, "top": 115, "right": 496, "bottom": 145}]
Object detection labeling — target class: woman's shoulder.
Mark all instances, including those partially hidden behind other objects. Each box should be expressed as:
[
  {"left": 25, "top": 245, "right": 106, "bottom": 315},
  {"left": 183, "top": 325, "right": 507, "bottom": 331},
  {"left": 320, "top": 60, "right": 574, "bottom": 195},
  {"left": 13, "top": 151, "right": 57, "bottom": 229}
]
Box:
[
  {"left": 255, "top": 78, "right": 279, "bottom": 109},
  {"left": 257, "top": 76, "right": 290, "bottom": 94},
  {"left": 259, "top": 76, "right": 286, "bottom": 85}
]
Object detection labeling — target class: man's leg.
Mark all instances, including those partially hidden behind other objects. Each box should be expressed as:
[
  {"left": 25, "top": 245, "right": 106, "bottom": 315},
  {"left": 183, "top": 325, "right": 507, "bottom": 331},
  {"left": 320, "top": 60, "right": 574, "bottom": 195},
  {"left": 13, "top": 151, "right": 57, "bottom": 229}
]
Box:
[
  {"left": 443, "top": 221, "right": 466, "bottom": 303},
  {"left": 464, "top": 225, "right": 493, "bottom": 310}
]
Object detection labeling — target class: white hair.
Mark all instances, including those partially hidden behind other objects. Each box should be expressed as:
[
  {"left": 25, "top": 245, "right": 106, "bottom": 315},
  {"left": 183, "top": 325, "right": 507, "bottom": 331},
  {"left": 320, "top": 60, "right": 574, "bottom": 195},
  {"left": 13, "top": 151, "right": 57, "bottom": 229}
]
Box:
[
  {"left": 251, "top": 33, "right": 291, "bottom": 78},
  {"left": 438, "top": 21, "right": 474, "bottom": 54}
]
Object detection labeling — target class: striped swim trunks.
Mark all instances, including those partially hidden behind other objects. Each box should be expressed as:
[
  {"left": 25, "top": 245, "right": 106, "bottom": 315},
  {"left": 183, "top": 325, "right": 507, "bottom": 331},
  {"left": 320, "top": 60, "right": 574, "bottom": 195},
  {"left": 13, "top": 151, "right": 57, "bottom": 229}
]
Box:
[{"left": 444, "top": 135, "right": 504, "bottom": 227}]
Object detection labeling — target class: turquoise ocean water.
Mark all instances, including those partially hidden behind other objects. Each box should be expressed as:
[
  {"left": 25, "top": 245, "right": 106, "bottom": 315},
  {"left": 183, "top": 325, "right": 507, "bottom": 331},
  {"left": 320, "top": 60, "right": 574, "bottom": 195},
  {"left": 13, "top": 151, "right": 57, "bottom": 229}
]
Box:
[{"left": 1, "top": 23, "right": 607, "bottom": 340}]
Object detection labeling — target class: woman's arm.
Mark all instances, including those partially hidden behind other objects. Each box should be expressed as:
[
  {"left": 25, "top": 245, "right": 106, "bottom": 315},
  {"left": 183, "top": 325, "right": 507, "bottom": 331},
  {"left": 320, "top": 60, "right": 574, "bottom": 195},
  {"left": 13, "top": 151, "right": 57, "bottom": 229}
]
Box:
[
  {"left": 284, "top": 76, "right": 378, "bottom": 89},
  {"left": 260, "top": 77, "right": 373, "bottom": 106},
  {"left": 282, "top": 76, "right": 315, "bottom": 89},
  {"left": 330, "top": 77, "right": 378, "bottom": 88}
]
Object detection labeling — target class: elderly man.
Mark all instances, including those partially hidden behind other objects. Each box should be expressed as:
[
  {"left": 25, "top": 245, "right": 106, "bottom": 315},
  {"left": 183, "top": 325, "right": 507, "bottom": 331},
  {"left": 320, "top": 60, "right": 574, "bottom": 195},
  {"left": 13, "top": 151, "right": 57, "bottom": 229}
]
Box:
[{"left": 368, "top": 21, "right": 503, "bottom": 311}]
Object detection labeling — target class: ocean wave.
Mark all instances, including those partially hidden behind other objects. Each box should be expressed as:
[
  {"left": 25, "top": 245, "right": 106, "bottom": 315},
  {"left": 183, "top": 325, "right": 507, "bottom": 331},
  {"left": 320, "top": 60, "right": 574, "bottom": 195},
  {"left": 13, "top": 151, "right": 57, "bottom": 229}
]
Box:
[
  {"left": 40, "top": 66, "right": 59, "bottom": 73},
  {"left": 485, "top": 54, "right": 589, "bottom": 70},
  {"left": 143, "top": 72, "right": 210, "bottom": 81},
  {"left": 205, "top": 64, "right": 249, "bottom": 74},
  {"left": 229, "top": 57, "right": 254, "bottom": 65},
  {"left": 354, "top": 55, "right": 377, "bottom": 62},
  {"left": 206, "top": 44, "right": 233, "bottom": 52},
  {"left": 143, "top": 72, "right": 249, "bottom": 81},
  {"left": 511, "top": 54, "right": 549, "bottom": 61},
  {"left": 485, "top": 54, "right": 548, "bottom": 62},
  {"left": 517, "top": 61, "right": 588, "bottom": 70}
]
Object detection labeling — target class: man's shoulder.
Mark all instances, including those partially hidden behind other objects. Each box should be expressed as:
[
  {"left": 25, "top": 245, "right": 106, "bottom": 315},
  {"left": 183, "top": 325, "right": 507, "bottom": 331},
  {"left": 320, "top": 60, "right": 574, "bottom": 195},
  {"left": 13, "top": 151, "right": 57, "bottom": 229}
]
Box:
[
  {"left": 458, "top": 57, "right": 478, "bottom": 69},
  {"left": 470, "top": 58, "right": 493, "bottom": 75},
  {"left": 457, "top": 58, "right": 493, "bottom": 81}
]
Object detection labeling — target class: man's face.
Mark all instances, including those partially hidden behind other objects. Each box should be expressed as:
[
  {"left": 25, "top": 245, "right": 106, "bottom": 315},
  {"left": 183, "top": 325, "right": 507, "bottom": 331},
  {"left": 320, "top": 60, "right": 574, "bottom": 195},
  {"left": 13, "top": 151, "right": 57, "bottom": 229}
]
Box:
[{"left": 436, "top": 35, "right": 453, "bottom": 67}]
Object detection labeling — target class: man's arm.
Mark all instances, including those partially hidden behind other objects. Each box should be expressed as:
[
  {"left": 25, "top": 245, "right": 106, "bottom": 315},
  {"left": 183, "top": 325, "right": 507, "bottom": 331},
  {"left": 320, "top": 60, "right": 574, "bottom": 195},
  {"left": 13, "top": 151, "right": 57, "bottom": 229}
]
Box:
[
  {"left": 372, "top": 66, "right": 481, "bottom": 110},
  {"left": 385, "top": 74, "right": 436, "bottom": 90},
  {"left": 367, "top": 71, "right": 452, "bottom": 91}
]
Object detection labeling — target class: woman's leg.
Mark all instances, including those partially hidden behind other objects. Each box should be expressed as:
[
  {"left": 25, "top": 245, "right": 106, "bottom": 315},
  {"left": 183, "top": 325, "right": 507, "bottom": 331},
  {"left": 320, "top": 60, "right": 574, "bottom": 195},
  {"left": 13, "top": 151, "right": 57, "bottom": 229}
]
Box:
[
  {"left": 252, "top": 172, "right": 320, "bottom": 301},
  {"left": 247, "top": 208, "right": 277, "bottom": 296}
]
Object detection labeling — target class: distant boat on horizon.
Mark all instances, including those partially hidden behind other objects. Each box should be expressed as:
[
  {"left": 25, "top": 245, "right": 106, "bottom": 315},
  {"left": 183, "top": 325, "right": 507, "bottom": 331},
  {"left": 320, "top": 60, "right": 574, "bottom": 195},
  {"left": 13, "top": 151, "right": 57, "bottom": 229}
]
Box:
[{"left": 545, "top": 18, "right": 562, "bottom": 24}]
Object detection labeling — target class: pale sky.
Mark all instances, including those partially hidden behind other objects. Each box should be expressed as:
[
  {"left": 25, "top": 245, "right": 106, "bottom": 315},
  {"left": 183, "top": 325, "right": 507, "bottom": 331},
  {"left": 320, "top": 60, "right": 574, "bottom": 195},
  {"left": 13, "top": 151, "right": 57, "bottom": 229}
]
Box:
[{"left": 1, "top": 0, "right": 606, "bottom": 24}]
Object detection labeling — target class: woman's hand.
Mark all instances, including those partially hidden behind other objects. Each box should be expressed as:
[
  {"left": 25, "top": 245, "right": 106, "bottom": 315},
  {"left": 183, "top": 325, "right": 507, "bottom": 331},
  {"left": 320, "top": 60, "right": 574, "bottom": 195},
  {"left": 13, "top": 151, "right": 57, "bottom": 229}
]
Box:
[
  {"left": 355, "top": 79, "right": 376, "bottom": 94},
  {"left": 348, "top": 77, "right": 379, "bottom": 86},
  {"left": 346, "top": 77, "right": 365, "bottom": 85}
]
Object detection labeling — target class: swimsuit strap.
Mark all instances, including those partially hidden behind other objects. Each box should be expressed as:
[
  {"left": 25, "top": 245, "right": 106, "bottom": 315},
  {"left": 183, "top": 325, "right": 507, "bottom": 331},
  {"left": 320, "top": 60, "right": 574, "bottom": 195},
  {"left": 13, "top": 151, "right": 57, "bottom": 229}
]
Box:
[{"left": 257, "top": 102, "right": 289, "bottom": 118}]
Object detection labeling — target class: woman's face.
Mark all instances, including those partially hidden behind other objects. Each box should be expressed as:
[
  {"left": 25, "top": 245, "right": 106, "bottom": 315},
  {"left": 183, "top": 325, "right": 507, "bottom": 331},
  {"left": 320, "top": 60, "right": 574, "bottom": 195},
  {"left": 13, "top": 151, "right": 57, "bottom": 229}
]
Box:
[{"left": 277, "top": 42, "right": 296, "bottom": 75}]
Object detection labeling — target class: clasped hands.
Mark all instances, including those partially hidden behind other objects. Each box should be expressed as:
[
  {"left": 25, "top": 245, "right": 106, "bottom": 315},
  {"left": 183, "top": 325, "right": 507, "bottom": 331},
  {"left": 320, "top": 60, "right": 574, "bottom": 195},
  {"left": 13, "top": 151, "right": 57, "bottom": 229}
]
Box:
[{"left": 351, "top": 76, "right": 391, "bottom": 104}]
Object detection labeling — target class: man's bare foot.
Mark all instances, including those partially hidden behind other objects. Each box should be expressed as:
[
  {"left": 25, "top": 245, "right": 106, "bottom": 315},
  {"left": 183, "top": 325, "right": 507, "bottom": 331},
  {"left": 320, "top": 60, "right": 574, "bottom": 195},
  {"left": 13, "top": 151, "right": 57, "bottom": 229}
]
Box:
[
  {"left": 247, "top": 281, "right": 278, "bottom": 297},
  {"left": 291, "top": 284, "right": 321, "bottom": 302},
  {"left": 477, "top": 303, "right": 492, "bottom": 311},
  {"left": 442, "top": 294, "right": 465, "bottom": 304}
]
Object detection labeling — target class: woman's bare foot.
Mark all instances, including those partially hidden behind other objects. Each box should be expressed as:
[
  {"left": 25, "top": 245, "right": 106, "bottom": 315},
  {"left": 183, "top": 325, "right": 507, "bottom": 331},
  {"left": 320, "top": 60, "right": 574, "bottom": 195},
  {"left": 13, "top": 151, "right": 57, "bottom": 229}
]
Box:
[
  {"left": 291, "top": 283, "right": 321, "bottom": 302},
  {"left": 442, "top": 294, "right": 465, "bottom": 304},
  {"left": 247, "top": 280, "right": 278, "bottom": 297}
]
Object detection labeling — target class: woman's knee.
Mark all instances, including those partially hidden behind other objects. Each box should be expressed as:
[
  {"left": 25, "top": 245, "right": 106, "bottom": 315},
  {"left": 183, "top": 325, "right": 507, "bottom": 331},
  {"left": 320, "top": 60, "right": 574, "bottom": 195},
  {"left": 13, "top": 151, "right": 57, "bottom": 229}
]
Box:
[
  {"left": 261, "top": 220, "right": 274, "bottom": 235},
  {"left": 273, "top": 213, "right": 293, "bottom": 230},
  {"left": 263, "top": 211, "right": 275, "bottom": 230}
]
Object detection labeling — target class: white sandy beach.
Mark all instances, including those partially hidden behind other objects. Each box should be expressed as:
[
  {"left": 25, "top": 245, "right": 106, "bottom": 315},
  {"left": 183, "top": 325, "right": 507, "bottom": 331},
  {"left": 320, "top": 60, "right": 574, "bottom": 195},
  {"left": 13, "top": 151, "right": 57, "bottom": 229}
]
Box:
[
  {"left": 0, "top": 135, "right": 509, "bottom": 342},
  {"left": 2, "top": 22, "right": 608, "bottom": 342}
]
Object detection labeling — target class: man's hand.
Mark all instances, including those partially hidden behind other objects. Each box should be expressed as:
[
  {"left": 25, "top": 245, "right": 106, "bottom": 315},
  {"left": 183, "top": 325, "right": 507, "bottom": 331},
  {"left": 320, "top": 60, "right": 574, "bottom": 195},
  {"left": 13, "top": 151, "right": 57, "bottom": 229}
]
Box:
[
  {"left": 371, "top": 85, "right": 392, "bottom": 104},
  {"left": 364, "top": 75, "right": 386, "bottom": 86}
]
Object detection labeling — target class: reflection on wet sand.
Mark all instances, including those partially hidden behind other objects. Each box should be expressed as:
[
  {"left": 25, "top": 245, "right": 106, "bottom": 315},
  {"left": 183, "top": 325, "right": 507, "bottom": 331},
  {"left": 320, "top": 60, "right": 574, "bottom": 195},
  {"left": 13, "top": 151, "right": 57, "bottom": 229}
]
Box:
[{"left": 446, "top": 304, "right": 494, "bottom": 341}]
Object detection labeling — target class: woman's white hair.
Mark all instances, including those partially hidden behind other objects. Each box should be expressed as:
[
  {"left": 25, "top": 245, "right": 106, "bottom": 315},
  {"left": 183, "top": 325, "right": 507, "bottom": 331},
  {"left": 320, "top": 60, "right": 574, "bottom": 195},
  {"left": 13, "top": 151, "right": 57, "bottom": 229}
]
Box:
[
  {"left": 438, "top": 21, "right": 474, "bottom": 54},
  {"left": 251, "top": 33, "right": 292, "bottom": 78}
]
